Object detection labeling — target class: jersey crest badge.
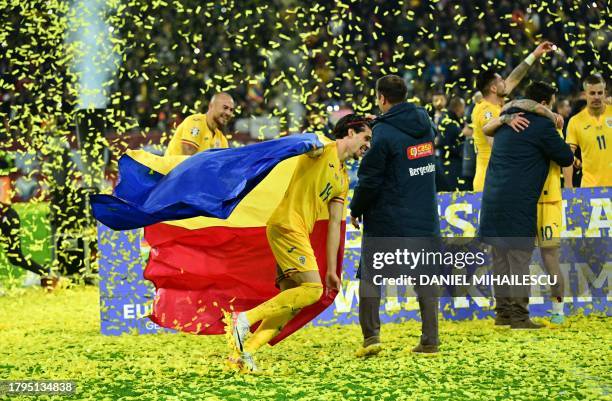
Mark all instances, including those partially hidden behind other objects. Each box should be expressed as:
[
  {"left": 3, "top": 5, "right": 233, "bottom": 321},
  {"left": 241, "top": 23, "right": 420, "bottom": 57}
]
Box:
[{"left": 190, "top": 127, "right": 200, "bottom": 137}]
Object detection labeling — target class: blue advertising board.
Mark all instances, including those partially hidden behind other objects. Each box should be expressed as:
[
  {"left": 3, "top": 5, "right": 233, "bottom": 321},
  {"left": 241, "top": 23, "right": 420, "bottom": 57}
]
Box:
[{"left": 98, "top": 187, "right": 610, "bottom": 335}]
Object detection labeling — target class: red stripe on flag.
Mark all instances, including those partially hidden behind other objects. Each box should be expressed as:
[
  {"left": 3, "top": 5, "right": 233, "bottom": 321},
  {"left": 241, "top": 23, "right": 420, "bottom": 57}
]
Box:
[{"left": 143, "top": 220, "right": 346, "bottom": 343}]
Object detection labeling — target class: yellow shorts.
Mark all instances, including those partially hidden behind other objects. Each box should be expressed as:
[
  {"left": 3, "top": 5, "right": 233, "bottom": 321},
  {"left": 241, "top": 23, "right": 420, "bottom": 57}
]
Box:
[
  {"left": 537, "top": 201, "right": 562, "bottom": 248},
  {"left": 266, "top": 225, "right": 318, "bottom": 281}
]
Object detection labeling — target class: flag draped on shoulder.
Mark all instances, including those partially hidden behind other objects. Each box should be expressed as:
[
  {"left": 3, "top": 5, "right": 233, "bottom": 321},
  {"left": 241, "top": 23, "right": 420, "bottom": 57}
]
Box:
[
  {"left": 90, "top": 133, "right": 324, "bottom": 230},
  {"left": 91, "top": 133, "right": 347, "bottom": 344}
]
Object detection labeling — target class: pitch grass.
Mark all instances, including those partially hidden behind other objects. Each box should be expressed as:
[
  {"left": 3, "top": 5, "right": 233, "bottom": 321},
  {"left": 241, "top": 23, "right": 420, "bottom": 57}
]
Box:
[{"left": 1, "top": 286, "right": 610, "bottom": 401}]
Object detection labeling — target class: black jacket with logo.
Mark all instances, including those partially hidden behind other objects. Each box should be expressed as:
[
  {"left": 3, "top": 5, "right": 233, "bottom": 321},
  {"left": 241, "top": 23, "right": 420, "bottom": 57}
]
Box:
[
  {"left": 350, "top": 102, "right": 440, "bottom": 237},
  {"left": 479, "top": 108, "right": 574, "bottom": 249}
]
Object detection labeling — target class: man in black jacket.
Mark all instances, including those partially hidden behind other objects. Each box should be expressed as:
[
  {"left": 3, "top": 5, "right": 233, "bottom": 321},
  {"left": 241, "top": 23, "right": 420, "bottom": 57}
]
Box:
[
  {"left": 479, "top": 82, "right": 574, "bottom": 329},
  {"left": 436, "top": 97, "right": 469, "bottom": 191},
  {"left": 350, "top": 75, "right": 440, "bottom": 355}
]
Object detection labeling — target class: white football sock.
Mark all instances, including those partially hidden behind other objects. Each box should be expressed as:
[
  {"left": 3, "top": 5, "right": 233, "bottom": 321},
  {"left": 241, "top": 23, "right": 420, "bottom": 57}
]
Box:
[{"left": 552, "top": 300, "right": 564, "bottom": 315}]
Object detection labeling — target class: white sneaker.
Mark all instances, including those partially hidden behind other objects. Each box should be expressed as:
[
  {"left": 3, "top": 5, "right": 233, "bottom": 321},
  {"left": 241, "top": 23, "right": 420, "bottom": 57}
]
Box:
[
  {"left": 22, "top": 272, "right": 41, "bottom": 287},
  {"left": 240, "top": 351, "right": 259, "bottom": 373},
  {"left": 231, "top": 312, "right": 250, "bottom": 352},
  {"left": 226, "top": 351, "right": 259, "bottom": 374}
]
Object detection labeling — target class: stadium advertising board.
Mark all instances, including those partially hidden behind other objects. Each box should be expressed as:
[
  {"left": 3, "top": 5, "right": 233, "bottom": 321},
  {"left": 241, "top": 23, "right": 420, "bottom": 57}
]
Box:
[{"left": 98, "top": 187, "right": 610, "bottom": 335}]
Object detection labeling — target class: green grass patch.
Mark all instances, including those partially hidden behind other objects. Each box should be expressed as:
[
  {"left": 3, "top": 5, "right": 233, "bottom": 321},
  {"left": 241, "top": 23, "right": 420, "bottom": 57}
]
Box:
[{"left": 1, "top": 286, "right": 610, "bottom": 400}]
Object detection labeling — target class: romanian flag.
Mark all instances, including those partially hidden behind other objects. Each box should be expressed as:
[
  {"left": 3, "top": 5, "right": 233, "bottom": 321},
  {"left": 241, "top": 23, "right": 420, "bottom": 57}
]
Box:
[{"left": 91, "top": 134, "right": 347, "bottom": 344}]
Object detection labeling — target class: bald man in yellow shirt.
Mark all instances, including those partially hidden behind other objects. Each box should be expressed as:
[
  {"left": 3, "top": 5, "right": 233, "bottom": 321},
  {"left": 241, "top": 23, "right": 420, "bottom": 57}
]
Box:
[
  {"left": 565, "top": 74, "right": 612, "bottom": 188},
  {"left": 165, "top": 92, "right": 235, "bottom": 156}
]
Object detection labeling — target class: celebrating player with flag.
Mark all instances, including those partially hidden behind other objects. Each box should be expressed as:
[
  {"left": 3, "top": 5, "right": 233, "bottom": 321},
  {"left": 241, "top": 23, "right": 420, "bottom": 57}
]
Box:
[{"left": 228, "top": 114, "right": 372, "bottom": 373}]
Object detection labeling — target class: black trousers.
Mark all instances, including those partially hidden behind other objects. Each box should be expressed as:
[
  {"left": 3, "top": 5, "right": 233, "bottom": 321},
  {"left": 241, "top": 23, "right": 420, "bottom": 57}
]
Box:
[
  {"left": 491, "top": 246, "right": 532, "bottom": 322},
  {"left": 0, "top": 204, "right": 47, "bottom": 276},
  {"left": 359, "top": 279, "right": 440, "bottom": 346}
]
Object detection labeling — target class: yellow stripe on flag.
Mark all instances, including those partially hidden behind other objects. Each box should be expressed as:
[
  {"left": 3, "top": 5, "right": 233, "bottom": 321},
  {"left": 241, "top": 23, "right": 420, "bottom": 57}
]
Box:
[
  {"left": 168, "top": 157, "right": 299, "bottom": 229},
  {"left": 127, "top": 140, "right": 341, "bottom": 231},
  {"left": 126, "top": 149, "right": 188, "bottom": 175}
]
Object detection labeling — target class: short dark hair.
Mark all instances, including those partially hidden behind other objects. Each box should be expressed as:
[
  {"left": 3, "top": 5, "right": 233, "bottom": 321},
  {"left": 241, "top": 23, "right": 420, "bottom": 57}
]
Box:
[
  {"left": 332, "top": 113, "right": 369, "bottom": 139},
  {"left": 376, "top": 75, "right": 407, "bottom": 104},
  {"left": 476, "top": 69, "right": 498, "bottom": 95},
  {"left": 525, "top": 81, "right": 557, "bottom": 104},
  {"left": 583, "top": 73, "right": 606, "bottom": 89}
]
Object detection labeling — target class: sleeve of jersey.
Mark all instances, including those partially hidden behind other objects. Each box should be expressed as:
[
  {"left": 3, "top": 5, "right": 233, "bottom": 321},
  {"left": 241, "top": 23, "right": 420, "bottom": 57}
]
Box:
[
  {"left": 330, "top": 171, "right": 349, "bottom": 205},
  {"left": 330, "top": 184, "right": 347, "bottom": 204},
  {"left": 565, "top": 117, "right": 578, "bottom": 146},
  {"left": 178, "top": 118, "right": 199, "bottom": 149},
  {"left": 473, "top": 108, "right": 483, "bottom": 130}
]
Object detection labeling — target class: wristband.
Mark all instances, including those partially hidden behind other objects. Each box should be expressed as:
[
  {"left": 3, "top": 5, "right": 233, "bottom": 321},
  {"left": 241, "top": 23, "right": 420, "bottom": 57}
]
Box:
[{"left": 525, "top": 53, "right": 536, "bottom": 66}]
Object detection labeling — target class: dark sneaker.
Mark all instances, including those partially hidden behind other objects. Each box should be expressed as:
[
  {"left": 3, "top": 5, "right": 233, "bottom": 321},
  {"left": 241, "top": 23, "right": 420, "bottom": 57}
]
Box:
[
  {"left": 412, "top": 343, "right": 439, "bottom": 354},
  {"left": 40, "top": 276, "right": 60, "bottom": 291},
  {"left": 494, "top": 317, "right": 512, "bottom": 326},
  {"left": 356, "top": 335, "right": 382, "bottom": 357},
  {"left": 511, "top": 319, "right": 544, "bottom": 330},
  {"left": 355, "top": 343, "right": 383, "bottom": 358}
]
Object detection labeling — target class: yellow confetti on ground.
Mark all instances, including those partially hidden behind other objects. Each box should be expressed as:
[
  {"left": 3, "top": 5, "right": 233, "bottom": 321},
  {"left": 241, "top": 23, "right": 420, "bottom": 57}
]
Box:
[{"left": 0, "top": 286, "right": 610, "bottom": 400}]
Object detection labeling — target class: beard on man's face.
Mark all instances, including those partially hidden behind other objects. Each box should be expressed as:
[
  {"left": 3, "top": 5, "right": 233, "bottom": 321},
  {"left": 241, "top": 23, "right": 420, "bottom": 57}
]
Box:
[{"left": 214, "top": 113, "right": 227, "bottom": 127}]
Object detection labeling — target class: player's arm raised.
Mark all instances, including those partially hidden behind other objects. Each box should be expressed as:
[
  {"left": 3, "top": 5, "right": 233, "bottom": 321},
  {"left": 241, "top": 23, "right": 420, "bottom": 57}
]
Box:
[
  {"left": 325, "top": 199, "right": 344, "bottom": 291},
  {"left": 503, "top": 41, "right": 555, "bottom": 95}
]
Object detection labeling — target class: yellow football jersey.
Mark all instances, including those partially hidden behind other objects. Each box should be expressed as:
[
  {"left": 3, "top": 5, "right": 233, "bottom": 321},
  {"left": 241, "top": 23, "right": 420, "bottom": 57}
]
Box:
[
  {"left": 539, "top": 130, "right": 564, "bottom": 203},
  {"left": 566, "top": 105, "right": 612, "bottom": 187},
  {"left": 268, "top": 140, "right": 349, "bottom": 234},
  {"left": 165, "top": 114, "right": 228, "bottom": 156},
  {"left": 471, "top": 99, "right": 501, "bottom": 191}
]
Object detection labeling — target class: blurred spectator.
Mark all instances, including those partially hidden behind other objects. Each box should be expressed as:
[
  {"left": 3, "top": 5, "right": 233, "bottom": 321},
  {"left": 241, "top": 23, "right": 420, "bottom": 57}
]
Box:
[
  {"left": 432, "top": 93, "right": 448, "bottom": 128},
  {"left": 436, "top": 97, "right": 469, "bottom": 192},
  {"left": 556, "top": 97, "right": 574, "bottom": 188},
  {"left": 567, "top": 98, "right": 587, "bottom": 188},
  {"left": 0, "top": 0, "right": 608, "bottom": 197},
  {"left": 0, "top": 202, "right": 49, "bottom": 279},
  {"left": 0, "top": 150, "right": 13, "bottom": 203},
  {"left": 555, "top": 98, "right": 572, "bottom": 134}
]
